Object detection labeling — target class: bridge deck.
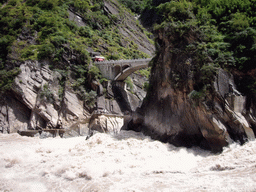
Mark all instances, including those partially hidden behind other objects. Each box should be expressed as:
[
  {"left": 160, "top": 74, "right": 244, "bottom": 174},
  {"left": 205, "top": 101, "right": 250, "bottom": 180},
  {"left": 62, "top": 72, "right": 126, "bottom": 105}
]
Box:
[
  {"left": 94, "top": 58, "right": 152, "bottom": 80},
  {"left": 94, "top": 58, "right": 151, "bottom": 65}
]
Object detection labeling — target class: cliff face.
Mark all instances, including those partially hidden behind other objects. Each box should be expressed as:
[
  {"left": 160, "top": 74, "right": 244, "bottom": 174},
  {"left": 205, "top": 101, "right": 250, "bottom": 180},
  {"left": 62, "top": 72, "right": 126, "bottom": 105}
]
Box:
[
  {"left": 104, "top": 0, "right": 154, "bottom": 56},
  {"left": 0, "top": 0, "right": 152, "bottom": 137},
  {"left": 0, "top": 60, "right": 139, "bottom": 137},
  {"left": 0, "top": 61, "right": 88, "bottom": 135},
  {"left": 68, "top": 0, "right": 155, "bottom": 57},
  {"left": 129, "top": 25, "right": 256, "bottom": 152}
]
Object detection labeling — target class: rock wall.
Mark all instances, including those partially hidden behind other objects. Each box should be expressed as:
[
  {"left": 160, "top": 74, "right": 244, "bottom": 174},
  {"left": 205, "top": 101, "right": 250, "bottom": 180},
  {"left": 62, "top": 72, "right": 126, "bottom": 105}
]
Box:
[
  {"left": 0, "top": 59, "right": 146, "bottom": 137},
  {"left": 0, "top": 0, "right": 152, "bottom": 137},
  {"left": 0, "top": 96, "right": 31, "bottom": 133},
  {"left": 0, "top": 60, "right": 92, "bottom": 136},
  {"left": 128, "top": 26, "right": 256, "bottom": 152}
]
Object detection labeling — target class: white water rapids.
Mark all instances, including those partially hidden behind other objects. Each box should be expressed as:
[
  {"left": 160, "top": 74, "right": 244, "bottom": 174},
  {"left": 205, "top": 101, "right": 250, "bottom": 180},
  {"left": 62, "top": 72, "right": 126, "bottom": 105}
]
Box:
[{"left": 0, "top": 130, "right": 256, "bottom": 192}]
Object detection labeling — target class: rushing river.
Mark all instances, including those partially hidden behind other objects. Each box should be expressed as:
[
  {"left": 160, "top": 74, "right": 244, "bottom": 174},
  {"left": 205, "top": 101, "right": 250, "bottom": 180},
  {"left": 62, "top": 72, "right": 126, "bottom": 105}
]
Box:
[{"left": 0, "top": 130, "right": 256, "bottom": 192}]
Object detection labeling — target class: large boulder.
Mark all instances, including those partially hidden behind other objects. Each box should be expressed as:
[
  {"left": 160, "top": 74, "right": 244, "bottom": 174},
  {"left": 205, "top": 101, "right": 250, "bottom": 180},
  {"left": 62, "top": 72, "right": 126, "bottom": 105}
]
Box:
[
  {"left": 89, "top": 113, "right": 124, "bottom": 134},
  {"left": 128, "top": 25, "right": 256, "bottom": 152}
]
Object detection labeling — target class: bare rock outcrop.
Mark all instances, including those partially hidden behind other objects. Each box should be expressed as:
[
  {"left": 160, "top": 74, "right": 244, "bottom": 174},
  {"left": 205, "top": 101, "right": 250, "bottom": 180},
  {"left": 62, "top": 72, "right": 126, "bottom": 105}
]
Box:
[
  {"left": 89, "top": 113, "right": 124, "bottom": 134},
  {"left": 0, "top": 60, "right": 90, "bottom": 136},
  {"left": 0, "top": 60, "right": 135, "bottom": 137},
  {"left": 128, "top": 25, "right": 256, "bottom": 152},
  {"left": 0, "top": 0, "right": 153, "bottom": 137}
]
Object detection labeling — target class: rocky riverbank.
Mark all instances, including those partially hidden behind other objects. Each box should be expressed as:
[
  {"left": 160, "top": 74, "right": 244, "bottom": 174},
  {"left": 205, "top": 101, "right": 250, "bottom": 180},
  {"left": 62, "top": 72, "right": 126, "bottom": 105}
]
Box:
[{"left": 128, "top": 23, "right": 256, "bottom": 152}]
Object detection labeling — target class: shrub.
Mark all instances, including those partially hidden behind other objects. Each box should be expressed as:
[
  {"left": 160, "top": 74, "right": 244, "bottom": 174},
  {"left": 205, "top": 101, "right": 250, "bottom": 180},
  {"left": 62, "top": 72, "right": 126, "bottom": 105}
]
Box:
[
  {"left": 124, "top": 76, "right": 134, "bottom": 92},
  {"left": 26, "top": 0, "right": 40, "bottom": 6},
  {"left": 51, "top": 35, "right": 67, "bottom": 47},
  {"left": 84, "top": 90, "right": 97, "bottom": 108},
  {"left": 118, "top": 0, "right": 146, "bottom": 14},
  {"left": 40, "top": 84, "right": 54, "bottom": 103},
  {"left": 73, "top": 0, "right": 90, "bottom": 11},
  {"left": 157, "top": 0, "right": 193, "bottom": 22},
  {"left": 37, "top": 43, "right": 55, "bottom": 60},
  {"left": 88, "top": 65, "right": 101, "bottom": 80},
  {"left": 8, "top": 0, "right": 17, "bottom": 6},
  {"left": 21, "top": 48, "right": 35, "bottom": 59},
  {"left": 79, "top": 26, "right": 93, "bottom": 38},
  {"left": 0, "top": 35, "right": 15, "bottom": 62},
  {"left": 0, "top": 68, "right": 21, "bottom": 95},
  {"left": 135, "top": 68, "right": 151, "bottom": 78},
  {"left": 188, "top": 90, "right": 205, "bottom": 106},
  {"left": 38, "top": 0, "right": 58, "bottom": 10},
  {"left": 143, "top": 81, "right": 150, "bottom": 91}
]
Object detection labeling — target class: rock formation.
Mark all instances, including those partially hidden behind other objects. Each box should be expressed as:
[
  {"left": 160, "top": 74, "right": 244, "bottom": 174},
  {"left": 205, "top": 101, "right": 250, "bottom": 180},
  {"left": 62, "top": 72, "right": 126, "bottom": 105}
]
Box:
[
  {"left": 128, "top": 25, "right": 256, "bottom": 152},
  {"left": 0, "top": 60, "right": 87, "bottom": 135},
  {"left": 103, "top": 0, "right": 154, "bottom": 56},
  {"left": 0, "top": 0, "right": 152, "bottom": 137},
  {"left": 0, "top": 59, "right": 133, "bottom": 136}
]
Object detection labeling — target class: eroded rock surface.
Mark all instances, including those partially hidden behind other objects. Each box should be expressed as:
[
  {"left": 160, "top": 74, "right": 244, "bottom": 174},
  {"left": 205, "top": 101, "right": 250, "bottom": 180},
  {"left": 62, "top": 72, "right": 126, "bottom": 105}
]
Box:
[
  {"left": 0, "top": 58, "right": 147, "bottom": 137},
  {"left": 0, "top": 0, "right": 154, "bottom": 137},
  {"left": 0, "top": 61, "right": 90, "bottom": 135},
  {"left": 128, "top": 26, "right": 256, "bottom": 152},
  {"left": 89, "top": 113, "right": 124, "bottom": 134}
]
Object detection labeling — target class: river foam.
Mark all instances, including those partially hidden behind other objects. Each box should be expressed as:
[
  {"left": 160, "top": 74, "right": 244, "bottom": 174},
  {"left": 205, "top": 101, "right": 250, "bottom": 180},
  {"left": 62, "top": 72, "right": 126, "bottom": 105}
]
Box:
[{"left": 0, "top": 131, "right": 256, "bottom": 191}]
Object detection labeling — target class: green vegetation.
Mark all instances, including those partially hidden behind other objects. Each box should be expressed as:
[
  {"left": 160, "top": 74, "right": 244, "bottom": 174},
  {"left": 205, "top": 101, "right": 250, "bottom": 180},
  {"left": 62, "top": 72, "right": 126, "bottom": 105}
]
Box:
[
  {"left": 40, "top": 84, "right": 54, "bottom": 103},
  {"left": 84, "top": 90, "right": 97, "bottom": 108},
  {"left": 0, "top": 0, "right": 149, "bottom": 63},
  {"left": 135, "top": 67, "right": 151, "bottom": 78},
  {"left": 0, "top": 0, "right": 151, "bottom": 96},
  {"left": 71, "top": 64, "right": 90, "bottom": 97},
  {"left": 142, "top": 0, "right": 256, "bottom": 95},
  {"left": 88, "top": 65, "right": 102, "bottom": 80},
  {"left": 124, "top": 76, "right": 134, "bottom": 93},
  {"left": 118, "top": 0, "right": 147, "bottom": 14},
  {"left": 0, "top": 68, "right": 20, "bottom": 95},
  {"left": 143, "top": 81, "right": 150, "bottom": 91}
]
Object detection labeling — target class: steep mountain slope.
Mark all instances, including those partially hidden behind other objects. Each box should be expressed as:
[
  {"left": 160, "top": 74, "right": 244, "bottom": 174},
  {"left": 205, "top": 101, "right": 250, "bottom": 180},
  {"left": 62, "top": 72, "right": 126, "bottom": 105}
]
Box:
[
  {"left": 0, "top": 0, "right": 154, "bottom": 135},
  {"left": 0, "top": 0, "right": 154, "bottom": 94},
  {"left": 128, "top": 0, "right": 256, "bottom": 152}
]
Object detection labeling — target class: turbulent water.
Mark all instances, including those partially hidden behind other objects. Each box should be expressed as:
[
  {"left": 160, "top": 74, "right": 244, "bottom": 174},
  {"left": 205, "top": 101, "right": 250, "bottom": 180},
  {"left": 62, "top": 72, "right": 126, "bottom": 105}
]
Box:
[{"left": 0, "top": 130, "right": 256, "bottom": 192}]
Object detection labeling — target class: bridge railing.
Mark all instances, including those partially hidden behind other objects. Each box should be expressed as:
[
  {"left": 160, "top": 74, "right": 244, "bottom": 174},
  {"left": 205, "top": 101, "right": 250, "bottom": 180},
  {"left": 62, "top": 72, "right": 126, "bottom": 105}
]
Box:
[{"left": 94, "top": 58, "right": 152, "bottom": 65}]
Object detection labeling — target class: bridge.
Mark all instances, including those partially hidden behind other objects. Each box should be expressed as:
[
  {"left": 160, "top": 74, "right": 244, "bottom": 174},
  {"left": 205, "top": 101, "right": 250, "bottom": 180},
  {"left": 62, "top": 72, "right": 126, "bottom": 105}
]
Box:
[{"left": 94, "top": 58, "right": 152, "bottom": 81}]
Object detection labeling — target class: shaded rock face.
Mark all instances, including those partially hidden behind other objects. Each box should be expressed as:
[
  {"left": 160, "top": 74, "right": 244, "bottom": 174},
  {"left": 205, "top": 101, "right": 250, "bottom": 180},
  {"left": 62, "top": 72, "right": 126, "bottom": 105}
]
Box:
[
  {"left": 112, "top": 79, "right": 146, "bottom": 113},
  {"left": 0, "top": 60, "right": 145, "bottom": 137},
  {"left": 0, "top": 95, "right": 31, "bottom": 133},
  {"left": 128, "top": 26, "right": 256, "bottom": 152},
  {"left": 0, "top": 60, "right": 91, "bottom": 136}
]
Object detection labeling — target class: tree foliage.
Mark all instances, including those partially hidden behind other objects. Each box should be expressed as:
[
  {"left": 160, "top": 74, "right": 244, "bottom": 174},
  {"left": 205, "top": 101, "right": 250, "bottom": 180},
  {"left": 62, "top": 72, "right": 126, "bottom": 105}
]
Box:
[
  {"left": 144, "top": 0, "right": 256, "bottom": 94},
  {"left": 118, "top": 0, "right": 147, "bottom": 14},
  {"left": 0, "top": 0, "right": 150, "bottom": 95}
]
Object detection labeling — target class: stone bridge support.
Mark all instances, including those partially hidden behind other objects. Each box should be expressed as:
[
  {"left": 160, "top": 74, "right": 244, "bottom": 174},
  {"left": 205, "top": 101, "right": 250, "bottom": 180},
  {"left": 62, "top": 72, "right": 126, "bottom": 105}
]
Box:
[
  {"left": 95, "top": 58, "right": 151, "bottom": 81},
  {"left": 112, "top": 81, "right": 126, "bottom": 89}
]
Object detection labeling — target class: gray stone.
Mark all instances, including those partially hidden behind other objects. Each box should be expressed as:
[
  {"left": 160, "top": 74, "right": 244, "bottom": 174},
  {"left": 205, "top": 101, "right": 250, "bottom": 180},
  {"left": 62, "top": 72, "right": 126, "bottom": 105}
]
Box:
[
  {"left": 128, "top": 26, "right": 256, "bottom": 152},
  {"left": 0, "top": 61, "right": 91, "bottom": 135},
  {"left": 89, "top": 114, "right": 124, "bottom": 134},
  {"left": 68, "top": 10, "right": 86, "bottom": 27},
  {"left": 40, "top": 131, "right": 54, "bottom": 139}
]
